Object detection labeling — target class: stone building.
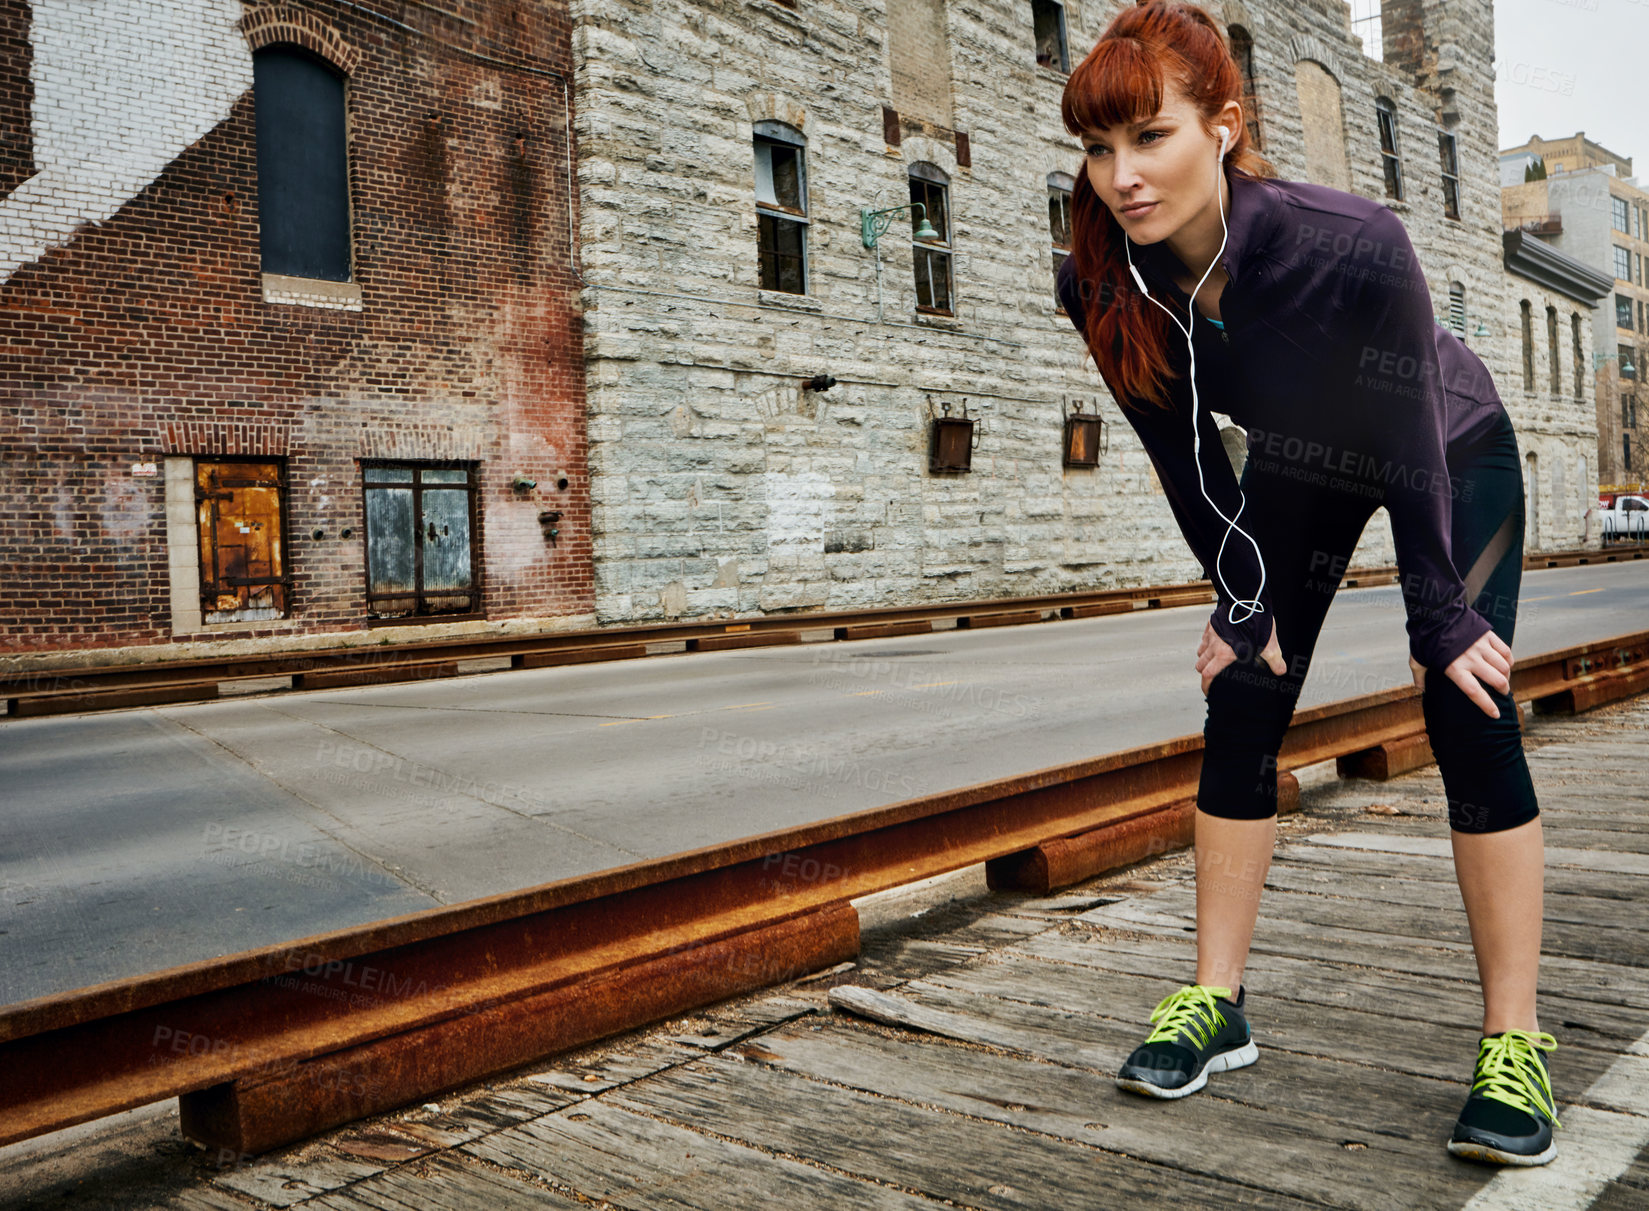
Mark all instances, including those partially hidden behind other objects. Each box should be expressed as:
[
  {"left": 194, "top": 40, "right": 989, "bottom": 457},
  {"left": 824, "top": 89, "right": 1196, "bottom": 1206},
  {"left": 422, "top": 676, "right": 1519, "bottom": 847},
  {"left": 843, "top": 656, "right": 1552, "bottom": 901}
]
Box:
[
  {"left": 572, "top": 0, "right": 1563, "bottom": 625},
  {"left": 0, "top": 1, "right": 588, "bottom": 657},
  {"left": 1503, "top": 134, "right": 1648, "bottom": 495}
]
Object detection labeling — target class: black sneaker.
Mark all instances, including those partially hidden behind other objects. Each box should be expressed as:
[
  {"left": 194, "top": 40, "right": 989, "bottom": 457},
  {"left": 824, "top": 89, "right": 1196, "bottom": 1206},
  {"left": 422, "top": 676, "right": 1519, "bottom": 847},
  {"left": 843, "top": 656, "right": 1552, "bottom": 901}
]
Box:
[
  {"left": 1448, "top": 1030, "right": 1561, "bottom": 1166},
  {"left": 1115, "top": 983, "right": 1257, "bottom": 1099}
]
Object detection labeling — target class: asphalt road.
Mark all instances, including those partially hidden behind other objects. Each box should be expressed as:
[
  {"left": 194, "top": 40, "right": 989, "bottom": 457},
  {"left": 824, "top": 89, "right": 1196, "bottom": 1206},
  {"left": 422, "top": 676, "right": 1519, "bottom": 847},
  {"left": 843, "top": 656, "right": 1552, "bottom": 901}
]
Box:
[{"left": 2, "top": 560, "right": 1645, "bottom": 1006}]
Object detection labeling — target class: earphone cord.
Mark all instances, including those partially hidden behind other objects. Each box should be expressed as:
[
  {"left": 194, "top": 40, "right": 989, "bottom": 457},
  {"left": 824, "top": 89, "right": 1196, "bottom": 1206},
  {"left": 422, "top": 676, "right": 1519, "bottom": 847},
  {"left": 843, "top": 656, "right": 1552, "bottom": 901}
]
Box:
[{"left": 1122, "top": 135, "right": 1267, "bottom": 634}]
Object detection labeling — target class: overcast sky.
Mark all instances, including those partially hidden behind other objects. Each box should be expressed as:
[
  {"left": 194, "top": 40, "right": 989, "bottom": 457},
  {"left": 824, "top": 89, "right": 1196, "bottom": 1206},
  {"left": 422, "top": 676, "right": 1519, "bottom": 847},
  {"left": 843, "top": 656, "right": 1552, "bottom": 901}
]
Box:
[{"left": 1492, "top": 0, "right": 1642, "bottom": 168}]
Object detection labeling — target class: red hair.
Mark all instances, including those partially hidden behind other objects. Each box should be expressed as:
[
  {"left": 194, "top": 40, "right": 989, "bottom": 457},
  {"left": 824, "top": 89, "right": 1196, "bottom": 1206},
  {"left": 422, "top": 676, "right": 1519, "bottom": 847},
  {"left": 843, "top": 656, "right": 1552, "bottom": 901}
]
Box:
[{"left": 1060, "top": 1, "right": 1276, "bottom": 410}]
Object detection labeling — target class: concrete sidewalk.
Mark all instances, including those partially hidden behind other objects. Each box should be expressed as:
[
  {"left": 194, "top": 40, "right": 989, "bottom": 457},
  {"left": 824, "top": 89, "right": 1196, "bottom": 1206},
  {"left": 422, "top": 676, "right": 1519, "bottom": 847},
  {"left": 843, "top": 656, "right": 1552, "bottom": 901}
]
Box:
[{"left": 4, "top": 693, "right": 1648, "bottom": 1210}]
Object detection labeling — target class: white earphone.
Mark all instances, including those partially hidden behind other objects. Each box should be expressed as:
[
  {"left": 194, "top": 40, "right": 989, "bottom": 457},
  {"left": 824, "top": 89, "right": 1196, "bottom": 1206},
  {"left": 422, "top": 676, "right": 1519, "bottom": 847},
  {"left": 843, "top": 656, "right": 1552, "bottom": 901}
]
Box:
[{"left": 1123, "top": 124, "right": 1270, "bottom": 645}]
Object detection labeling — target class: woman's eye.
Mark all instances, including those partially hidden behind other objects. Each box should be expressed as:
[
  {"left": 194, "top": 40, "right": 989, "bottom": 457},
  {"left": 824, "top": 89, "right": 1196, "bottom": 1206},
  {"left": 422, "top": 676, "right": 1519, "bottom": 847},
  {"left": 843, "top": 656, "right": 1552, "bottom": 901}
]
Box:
[{"left": 1087, "top": 131, "right": 1164, "bottom": 156}]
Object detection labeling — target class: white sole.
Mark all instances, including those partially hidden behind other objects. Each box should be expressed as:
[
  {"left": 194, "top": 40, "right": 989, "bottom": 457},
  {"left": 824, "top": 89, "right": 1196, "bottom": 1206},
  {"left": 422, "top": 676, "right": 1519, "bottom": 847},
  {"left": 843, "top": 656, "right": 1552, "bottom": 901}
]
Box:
[
  {"left": 1116, "top": 1038, "right": 1259, "bottom": 1100},
  {"left": 1447, "top": 1138, "right": 1558, "bottom": 1167}
]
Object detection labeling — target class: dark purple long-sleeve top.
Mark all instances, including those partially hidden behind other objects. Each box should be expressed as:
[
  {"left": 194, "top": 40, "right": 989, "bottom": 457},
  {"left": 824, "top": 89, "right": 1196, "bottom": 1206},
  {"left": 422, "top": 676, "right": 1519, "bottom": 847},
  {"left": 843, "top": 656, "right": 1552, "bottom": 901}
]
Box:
[{"left": 1057, "top": 171, "right": 1506, "bottom": 673}]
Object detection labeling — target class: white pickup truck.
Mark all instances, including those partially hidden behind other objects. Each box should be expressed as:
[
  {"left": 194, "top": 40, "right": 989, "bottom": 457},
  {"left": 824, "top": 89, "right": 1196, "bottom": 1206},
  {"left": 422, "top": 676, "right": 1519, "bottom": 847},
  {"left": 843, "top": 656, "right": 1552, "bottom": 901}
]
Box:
[{"left": 1600, "top": 494, "right": 1649, "bottom": 544}]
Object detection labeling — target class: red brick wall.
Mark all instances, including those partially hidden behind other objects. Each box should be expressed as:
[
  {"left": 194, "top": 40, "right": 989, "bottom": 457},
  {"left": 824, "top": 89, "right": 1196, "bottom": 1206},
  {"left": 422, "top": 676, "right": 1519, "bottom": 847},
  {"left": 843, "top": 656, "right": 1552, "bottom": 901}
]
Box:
[{"left": 0, "top": 0, "right": 590, "bottom": 654}]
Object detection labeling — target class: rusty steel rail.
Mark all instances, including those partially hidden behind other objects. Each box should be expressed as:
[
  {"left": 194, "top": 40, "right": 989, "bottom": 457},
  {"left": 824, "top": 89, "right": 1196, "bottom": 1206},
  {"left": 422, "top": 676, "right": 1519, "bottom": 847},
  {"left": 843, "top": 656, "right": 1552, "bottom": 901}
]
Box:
[
  {"left": 0, "top": 628, "right": 1645, "bottom": 1156},
  {"left": 4, "top": 546, "right": 1641, "bottom": 718}
]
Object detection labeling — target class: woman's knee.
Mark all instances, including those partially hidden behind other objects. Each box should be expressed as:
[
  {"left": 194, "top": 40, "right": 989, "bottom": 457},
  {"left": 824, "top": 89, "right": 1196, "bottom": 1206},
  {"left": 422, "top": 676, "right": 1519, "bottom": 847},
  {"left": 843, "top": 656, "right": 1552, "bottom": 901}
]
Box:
[{"left": 1422, "top": 676, "right": 1540, "bottom": 833}]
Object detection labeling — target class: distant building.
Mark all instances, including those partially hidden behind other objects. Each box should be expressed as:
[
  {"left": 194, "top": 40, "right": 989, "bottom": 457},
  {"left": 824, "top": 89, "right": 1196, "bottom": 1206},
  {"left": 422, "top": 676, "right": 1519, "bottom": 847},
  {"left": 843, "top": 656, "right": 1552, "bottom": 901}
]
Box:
[
  {"left": 1, "top": 2, "right": 589, "bottom": 658},
  {"left": 1502, "top": 132, "right": 1647, "bottom": 494}
]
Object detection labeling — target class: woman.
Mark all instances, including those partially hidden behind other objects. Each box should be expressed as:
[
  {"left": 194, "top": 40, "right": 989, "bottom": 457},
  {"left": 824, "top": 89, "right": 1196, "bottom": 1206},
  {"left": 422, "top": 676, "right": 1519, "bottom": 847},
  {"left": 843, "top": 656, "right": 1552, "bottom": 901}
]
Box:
[{"left": 1054, "top": 1, "right": 1560, "bottom": 1167}]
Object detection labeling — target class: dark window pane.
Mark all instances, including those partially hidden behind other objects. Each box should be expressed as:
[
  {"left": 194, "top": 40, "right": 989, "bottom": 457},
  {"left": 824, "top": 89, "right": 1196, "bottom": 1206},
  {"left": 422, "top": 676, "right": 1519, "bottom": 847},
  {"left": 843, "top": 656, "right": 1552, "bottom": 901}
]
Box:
[
  {"left": 758, "top": 213, "right": 806, "bottom": 293},
  {"left": 769, "top": 144, "right": 802, "bottom": 211},
  {"left": 254, "top": 47, "right": 351, "bottom": 281}
]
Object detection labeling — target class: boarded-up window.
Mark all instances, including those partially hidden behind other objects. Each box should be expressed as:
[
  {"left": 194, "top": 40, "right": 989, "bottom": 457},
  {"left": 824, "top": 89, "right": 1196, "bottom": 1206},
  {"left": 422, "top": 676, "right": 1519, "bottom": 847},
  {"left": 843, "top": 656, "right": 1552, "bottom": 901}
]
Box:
[
  {"left": 362, "top": 463, "right": 479, "bottom": 619},
  {"left": 886, "top": 0, "right": 954, "bottom": 127},
  {"left": 1294, "top": 60, "right": 1350, "bottom": 191},
  {"left": 196, "top": 460, "right": 287, "bottom": 621},
  {"left": 254, "top": 45, "right": 352, "bottom": 281}
]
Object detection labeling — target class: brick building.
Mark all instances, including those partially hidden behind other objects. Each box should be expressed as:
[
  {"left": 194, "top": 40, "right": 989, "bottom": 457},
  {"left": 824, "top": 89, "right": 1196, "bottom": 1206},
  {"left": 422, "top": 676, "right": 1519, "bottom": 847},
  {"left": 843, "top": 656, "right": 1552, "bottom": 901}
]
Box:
[
  {"left": 571, "top": 0, "right": 1582, "bottom": 626},
  {"left": 1, "top": 0, "right": 588, "bottom": 657}
]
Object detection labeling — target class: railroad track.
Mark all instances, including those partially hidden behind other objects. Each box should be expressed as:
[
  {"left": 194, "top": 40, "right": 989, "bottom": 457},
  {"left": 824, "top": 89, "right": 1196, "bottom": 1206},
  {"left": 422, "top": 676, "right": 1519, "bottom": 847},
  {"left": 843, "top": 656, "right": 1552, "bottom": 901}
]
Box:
[
  {"left": 1, "top": 628, "right": 1644, "bottom": 1157},
  {"left": 3, "top": 545, "right": 1642, "bottom": 718}
]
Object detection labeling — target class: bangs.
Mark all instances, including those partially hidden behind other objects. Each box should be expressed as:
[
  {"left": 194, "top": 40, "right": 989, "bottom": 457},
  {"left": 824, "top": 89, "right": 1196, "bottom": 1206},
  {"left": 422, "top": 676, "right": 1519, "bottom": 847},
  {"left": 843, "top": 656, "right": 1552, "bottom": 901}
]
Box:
[{"left": 1061, "top": 37, "right": 1173, "bottom": 139}]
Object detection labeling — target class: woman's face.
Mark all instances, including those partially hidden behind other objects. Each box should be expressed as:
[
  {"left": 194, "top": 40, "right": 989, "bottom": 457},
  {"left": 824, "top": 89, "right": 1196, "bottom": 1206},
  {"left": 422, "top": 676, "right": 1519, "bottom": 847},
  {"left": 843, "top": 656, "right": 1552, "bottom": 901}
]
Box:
[{"left": 1080, "top": 85, "right": 1232, "bottom": 244}]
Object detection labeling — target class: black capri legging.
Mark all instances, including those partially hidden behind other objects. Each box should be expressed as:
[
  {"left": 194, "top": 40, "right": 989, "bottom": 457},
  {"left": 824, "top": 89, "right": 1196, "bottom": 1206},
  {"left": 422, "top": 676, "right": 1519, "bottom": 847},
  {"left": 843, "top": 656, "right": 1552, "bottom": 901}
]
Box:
[{"left": 1198, "top": 407, "right": 1541, "bottom": 834}]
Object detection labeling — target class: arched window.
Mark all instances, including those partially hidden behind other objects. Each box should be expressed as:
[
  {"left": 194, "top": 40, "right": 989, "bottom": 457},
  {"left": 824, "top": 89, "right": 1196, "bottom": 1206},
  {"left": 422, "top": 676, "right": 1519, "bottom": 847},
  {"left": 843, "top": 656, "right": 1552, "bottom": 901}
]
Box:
[
  {"left": 1446, "top": 281, "right": 1466, "bottom": 338},
  {"left": 1520, "top": 300, "right": 1534, "bottom": 391},
  {"left": 753, "top": 120, "right": 809, "bottom": 294},
  {"left": 1547, "top": 304, "right": 1560, "bottom": 397},
  {"left": 908, "top": 162, "right": 952, "bottom": 315},
  {"left": 253, "top": 45, "right": 351, "bottom": 282},
  {"left": 1294, "top": 60, "right": 1350, "bottom": 191},
  {"left": 1048, "top": 171, "right": 1073, "bottom": 308},
  {"left": 1228, "top": 26, "right": 1263, "bottom": 151},
  {"left": 1375, "top": 97, "right": 1402, "bottom": 200},
  {"left": 1573, "top": 313, "right": 1585, "bottom": 399},
  {"left": 1438, "top": 126, "right": 1461, "bottom": 220}
]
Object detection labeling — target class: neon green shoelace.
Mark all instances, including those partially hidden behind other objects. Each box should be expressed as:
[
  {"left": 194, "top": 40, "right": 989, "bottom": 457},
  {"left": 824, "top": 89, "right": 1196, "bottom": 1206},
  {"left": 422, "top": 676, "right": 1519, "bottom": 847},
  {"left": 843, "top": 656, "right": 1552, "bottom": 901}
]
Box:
[
  {"left": 1470, "top": 1030, "right": 1561, "bottom": 1128},
  {"left": 1143, "top": 984, "right": 1233, "bottom": 1050}
]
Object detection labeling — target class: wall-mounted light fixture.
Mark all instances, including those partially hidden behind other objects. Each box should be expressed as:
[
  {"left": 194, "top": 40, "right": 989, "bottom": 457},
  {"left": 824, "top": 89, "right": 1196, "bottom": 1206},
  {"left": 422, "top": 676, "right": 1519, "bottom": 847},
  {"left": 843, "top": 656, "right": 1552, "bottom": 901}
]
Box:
[
  {"left": 804, "top": 374, "right": 838, "bottom": 392},
  {"left": 1062, "top": 396, "right": 1107, "bottom": 467},
  {"left": 927, "top": 396, "right": 979, "bottom": 474},
  {"left": 860, "top": 202, "right": 939, "bottom": 249},
  {"left": 1594, "top": 350, "right": 1638, "bottom": 376}
]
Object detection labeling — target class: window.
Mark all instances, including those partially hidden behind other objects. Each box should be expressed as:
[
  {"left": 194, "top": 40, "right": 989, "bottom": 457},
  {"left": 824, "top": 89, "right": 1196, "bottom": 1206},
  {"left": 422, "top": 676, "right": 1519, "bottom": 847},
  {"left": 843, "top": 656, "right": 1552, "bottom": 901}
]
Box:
[
  {"left": 362, "top": 463, "right": 480, "bottom": 619},
  {"left": 1547, "top": 305, "right": 1559, "bottom": 396},
  {"left": 253, "top": 46, "right": 351, "bottom": 282},
  {"left": 1437, "top": 129, "right": 1460, "bottom": 220},
  {"left": 1520, "top": 300, "right": 1533, "bottom": 391},
  {"left": 1625, "top": 396, "right": 1637, "bottom": 428},
  {"left": 1621, "top": 293, "right": 1636, "bottom": 330},
  {"left": 1348, "top": 0, "right": 1382, "bottom": 60},
  {"left": 1627, "top": 435, "right": 1633, "bottom": 474},
  {"left": 1613, "top": 196, "right": 1631, "bottom": 233},
  {"left": 753, "top": 121, "right": 808, "bottom": 294},
  {"left": 1375, "top": 98, "right": 1402, "bottom": 200},
  {"left": 1623, "top": 342, "right": 1638, "bottom": 379},
  {"left": 1048, "top": 173, "right": 1073, "bottom": 307},
  {"left": 908, "top": 163, "right": 952, "bottom": 315},
  {"left": 196, "top": 460, "right": 287, "bottom": 621},
  {"left": 1616, "top": 245, "right": 1633, "bottom": 281},
  {"left": 1228, "top": 26, "right": 1263, "bottom": 151},
  {"left": 1446, "top": 281, "right": 1466, "bottom": 337},
  {"left": 1573, "top": 313, "right": 1584, "bottom": 400},
  {"left": 1031, "top": 0, "right": 1069, "bottom": 72}
]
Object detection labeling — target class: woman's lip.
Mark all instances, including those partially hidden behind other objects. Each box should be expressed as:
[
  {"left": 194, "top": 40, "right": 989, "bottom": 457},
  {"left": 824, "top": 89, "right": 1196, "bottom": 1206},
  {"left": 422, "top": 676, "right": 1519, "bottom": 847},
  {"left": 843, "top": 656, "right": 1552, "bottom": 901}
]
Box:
[{"left": 1121, "top": 202, "right": 1157, "bottom": 217}]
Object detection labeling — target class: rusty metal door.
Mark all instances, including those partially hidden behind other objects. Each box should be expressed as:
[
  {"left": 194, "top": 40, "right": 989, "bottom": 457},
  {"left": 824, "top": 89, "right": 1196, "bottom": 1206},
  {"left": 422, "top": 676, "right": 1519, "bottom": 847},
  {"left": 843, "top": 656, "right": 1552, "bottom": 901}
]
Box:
[
  {"left": 196, "top": 461, "right": 287, "bottom": 619},
  {"left": 362, "top": 463, "right": 478, "bottom": 618}
]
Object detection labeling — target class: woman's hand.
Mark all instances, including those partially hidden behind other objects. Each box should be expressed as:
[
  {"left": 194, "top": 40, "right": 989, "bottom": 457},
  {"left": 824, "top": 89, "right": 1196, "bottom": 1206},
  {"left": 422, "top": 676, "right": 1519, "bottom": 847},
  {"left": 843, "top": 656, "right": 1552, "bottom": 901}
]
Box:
[
  {"left": 1427, "top": 631, "right": 1514, "bottom": 719},
  {"left": 1197, "top": 618, "right": 1286, "bottom": 694}
]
